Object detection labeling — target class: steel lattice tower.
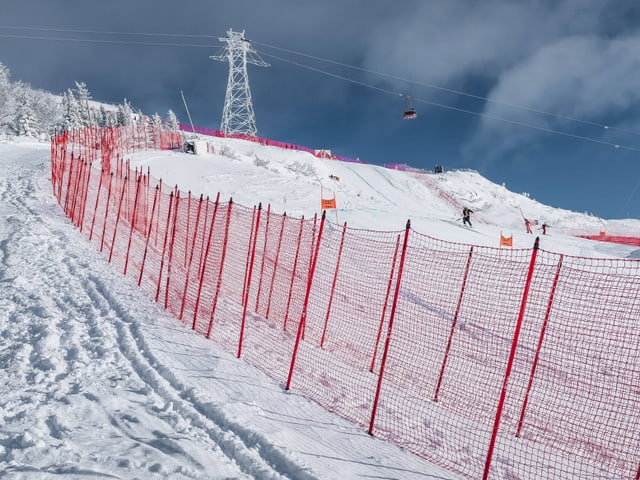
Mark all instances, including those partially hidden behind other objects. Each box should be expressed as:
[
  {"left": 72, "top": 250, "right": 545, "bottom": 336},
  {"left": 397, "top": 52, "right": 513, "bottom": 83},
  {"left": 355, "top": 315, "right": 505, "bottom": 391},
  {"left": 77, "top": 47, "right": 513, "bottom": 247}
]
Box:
[{"left": 210, "top": 29, "right": 269, "bottom": 137}]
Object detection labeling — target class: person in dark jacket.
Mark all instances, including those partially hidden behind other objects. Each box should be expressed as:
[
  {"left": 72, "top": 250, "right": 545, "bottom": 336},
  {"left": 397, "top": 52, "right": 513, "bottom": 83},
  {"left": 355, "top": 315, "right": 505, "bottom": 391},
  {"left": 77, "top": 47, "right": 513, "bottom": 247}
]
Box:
[{"left": 462, "top": 207, "right": 473, "bottom": 227}]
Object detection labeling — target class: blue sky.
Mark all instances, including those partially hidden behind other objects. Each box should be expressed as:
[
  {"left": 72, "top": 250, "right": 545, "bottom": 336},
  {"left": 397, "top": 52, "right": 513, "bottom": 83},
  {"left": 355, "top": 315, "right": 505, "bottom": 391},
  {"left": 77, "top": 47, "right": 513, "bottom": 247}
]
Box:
[{"left": 2, "top": 0, "right": 640, "bottom": 219}]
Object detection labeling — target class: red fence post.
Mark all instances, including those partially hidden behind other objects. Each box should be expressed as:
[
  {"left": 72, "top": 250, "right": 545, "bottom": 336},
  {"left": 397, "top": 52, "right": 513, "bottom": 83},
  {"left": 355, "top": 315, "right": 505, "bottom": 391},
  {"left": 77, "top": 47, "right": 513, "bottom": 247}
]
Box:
[
  {"left": 206, "top": 198, "right": 234, "bottom": 338},
  {"left": 483, "top": 237, "right": 540, "bottom": 480},
  {"left": 238, "top": 203, "right": 263, "bottom": 358},
  {"left": 56, "top": 139, "right": 67, "bottom": 202},
  {"left": 63, "top": 153, "right": 75, "bottom": 216},
  {"left": 108, "top": 175, "right": 128, "bottom": 264},
  {"left": 154, "top": 178, "right": 162, "bottom": 248},
  {"left": 124, "top": 163, "right": 131, "bottom": 223},
  {"left": 370, "top": 234, "right": 400, "bottom": 372},
  {"left": 138, "top": 185, "right": 159, "bottom": 287},
  {"left": 195, "top": 195, "right": 212, "bottom": 281},
  {"left": 70, "top": 159, "right": 82, "bottom": 225},
  {"left": 79, "top": 161, "right": 93, "bottom": 233},
  {"left": 123, "top": 178, "right": 142, "bottom": 276},
  {"left": 164, "top": 189, "right": 181, "bottom": 309},
  {"left": 184, "top": 191, "right": 192, "bottom": 268},
  {"left": 50, "top": 131, "right": 58, "bottom": 197},
  {"left": 301, "top": 213, "right": 318, "bottom": 341},
  {"left": 155, "top": 191, "right": 175, "bottom": 303},
  {"left": 89, "top": 170, "right": 105, "bottom": 242},
  {"left": 57, "top": 137, "right": 66, "bottom": 200},
  {"left": 143, "top": 167, "right": 150, "bottom": 233},
  {"left": 100, "top": 173, "right": 114, "bottom": 253},
  {"left": 179, "top": 194, "right": 204, "bottom": 321},
  {"left": 320, "top": 222, "right": 347, "bottom": 349},
  {"left": 265, "top": 212, "right": 286, "bottom": 319},
  {"left": 368, "top": 220, "right": 411, "bottom": 435},
  {"left": 69, "top": 160, "right": 85, "bottom": 227},
  {"left": 286, "top": 211, "right": 327, "bottom": 391},
  {"left": 434, "top": 245, "right": 474, "bottom": 402},
  {"left": 77, "top": 160, "right": 90, "bottom": 227},
  {"left": 516, "top": 254, "right": 563, "bottom": 437},
  {"left": 71, "top": 129, "right": 77, "bottom": 159},
  {"left": 308, "top": 213, "right": 318, "bottom": 275},
  {"left": 241, "top": 206, "right": 258, "bottom": 312},
  {"left": 284, "top": 216, "right": 305, "bottom": 331},
  {"left": 77, "top": 160, "right": 89, "bottom": 226},
  {"left": 192, "top": 194, "right": 221, "bottom": 330},
  {"left": 255, "top": 204, "right": 272, "bottom": 313}
]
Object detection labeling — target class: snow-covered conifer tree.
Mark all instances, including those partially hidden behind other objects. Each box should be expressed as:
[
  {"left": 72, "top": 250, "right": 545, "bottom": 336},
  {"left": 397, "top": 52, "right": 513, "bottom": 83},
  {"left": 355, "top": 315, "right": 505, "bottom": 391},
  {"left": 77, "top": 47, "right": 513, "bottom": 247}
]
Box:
[
  {"left": 116, "top": 99, "right": 133, "bottom": 127},
  {"left": 151, "top": 112, "right": 163, "bottom": 129},
  {"left": 0, "top": 63, "right": 10, "bottom": 114},
  {"left": 135, "top": 109, "right": 146, "bottom": 125},
  {"left": 0, "top": 63, "right": 17, "bottom": 129},
  {"left": 0, "top": 64, "right": 63, "bottom": 136},
  {"left": 74, "top": 81, "right": 93, "bottom": 127},
  {"left": 30, "top": 89, "right": 62, "bottom": 135},
  {"left": 11, "top": 90, "right": 39, "bottom": 137},
  {"left": 98, "top": 105, "right": 108, "bottom": 128},
  {"left": 165, "top": 109, "right": 179, "bottom": 132},
  {"left": 105, "top": 109, "right": 117, "bottom": 127},
  {"left": 62, "top": 89, "right": 83, "bottom": 131}
]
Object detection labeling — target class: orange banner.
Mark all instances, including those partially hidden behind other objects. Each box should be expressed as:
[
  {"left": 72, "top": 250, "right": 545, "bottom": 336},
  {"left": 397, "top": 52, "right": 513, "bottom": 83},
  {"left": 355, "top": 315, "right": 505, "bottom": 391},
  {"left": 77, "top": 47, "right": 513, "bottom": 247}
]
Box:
[
  {"left": 500, "top": 233, "right": 513, "bottom": 247},
  {"left": 321, "top": 198, "right": 337, "bottom": 209}
]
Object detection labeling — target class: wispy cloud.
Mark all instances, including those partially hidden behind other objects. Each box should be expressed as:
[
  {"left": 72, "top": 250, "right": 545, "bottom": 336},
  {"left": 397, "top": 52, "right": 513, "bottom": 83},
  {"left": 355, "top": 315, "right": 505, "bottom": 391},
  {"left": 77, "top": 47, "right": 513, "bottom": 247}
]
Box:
[{"left": 468, "top": 33, "right": 640, "bottom": 160}]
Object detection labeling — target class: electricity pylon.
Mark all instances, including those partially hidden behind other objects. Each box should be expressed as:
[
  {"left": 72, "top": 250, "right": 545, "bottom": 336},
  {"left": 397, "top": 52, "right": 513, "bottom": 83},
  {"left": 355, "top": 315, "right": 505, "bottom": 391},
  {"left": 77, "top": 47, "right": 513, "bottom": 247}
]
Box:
[{"left": 210, "top": 29, "right": 269, "bottom": 137}]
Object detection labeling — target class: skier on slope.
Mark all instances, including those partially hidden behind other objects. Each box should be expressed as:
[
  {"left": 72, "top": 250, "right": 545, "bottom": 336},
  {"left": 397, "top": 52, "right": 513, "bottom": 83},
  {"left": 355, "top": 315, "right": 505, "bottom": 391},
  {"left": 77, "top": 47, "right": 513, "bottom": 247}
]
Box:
[
  {"left": 462, "top": 207, "right": 473, "bottom": 227},
  {"left": 524, "top": 218, "right": 534, "bottom": 234}
]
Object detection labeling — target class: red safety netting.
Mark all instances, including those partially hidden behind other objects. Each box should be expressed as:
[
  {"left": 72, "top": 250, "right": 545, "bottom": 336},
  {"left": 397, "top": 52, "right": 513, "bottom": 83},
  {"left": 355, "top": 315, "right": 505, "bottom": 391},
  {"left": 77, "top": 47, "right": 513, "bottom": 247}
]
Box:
[
  {"left": 578, "top": 234, "right": 640, "bottom": 247},
  {"left": 51, "top": 126, "right": 640, "bottom": 480}
]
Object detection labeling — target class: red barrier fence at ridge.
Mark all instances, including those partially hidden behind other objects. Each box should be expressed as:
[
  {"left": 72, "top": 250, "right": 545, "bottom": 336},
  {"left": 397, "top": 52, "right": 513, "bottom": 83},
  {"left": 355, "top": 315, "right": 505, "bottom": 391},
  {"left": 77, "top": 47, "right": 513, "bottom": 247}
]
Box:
[
  {"left": 51, "top": 126, "right": 640, "bottom": 480},
  {"left": 579, "top": 234, "right": 640, "bottom": 247},
  {"left": 180, "top": 123, "right": 316, "bottom": 155}
]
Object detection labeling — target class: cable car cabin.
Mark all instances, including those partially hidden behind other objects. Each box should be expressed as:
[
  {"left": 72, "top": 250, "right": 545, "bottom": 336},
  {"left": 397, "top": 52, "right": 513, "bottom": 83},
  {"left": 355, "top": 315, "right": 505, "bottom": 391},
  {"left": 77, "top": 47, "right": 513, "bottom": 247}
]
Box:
[{"left": 403, "top": 108, "right": 417, "bottom": 119}]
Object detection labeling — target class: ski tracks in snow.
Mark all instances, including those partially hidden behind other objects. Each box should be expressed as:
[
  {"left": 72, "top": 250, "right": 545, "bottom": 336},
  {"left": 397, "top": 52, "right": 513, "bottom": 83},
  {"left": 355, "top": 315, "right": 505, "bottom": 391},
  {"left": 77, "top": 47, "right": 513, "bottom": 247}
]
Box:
[{"left": 0, "top": 144, "right": 316, "bottom": 480}]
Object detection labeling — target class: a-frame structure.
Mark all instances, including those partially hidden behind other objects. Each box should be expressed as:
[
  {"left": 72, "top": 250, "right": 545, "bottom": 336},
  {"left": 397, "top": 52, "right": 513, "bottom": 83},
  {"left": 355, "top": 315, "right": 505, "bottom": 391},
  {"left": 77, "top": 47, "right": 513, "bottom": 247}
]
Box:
[{"left": 210, "top": 29, "right": 269, "bottom": 137}]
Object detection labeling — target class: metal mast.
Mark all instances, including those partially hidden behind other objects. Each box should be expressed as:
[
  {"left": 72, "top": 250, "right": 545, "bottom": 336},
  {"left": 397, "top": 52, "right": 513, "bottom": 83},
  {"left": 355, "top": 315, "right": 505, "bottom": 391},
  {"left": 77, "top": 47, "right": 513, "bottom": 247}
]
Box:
[{"left": 210, "top": 29, "right": 269, "bottom": 137}]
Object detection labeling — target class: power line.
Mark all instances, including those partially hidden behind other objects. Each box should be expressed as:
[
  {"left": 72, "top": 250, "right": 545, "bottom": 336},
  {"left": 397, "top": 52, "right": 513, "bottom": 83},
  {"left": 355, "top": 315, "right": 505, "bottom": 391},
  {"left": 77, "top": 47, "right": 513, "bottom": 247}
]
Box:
[
  {"left": 1, "top": 25, "right": 639, "bottom": 153},
  {"left": 0, "top": 32, "right": 213, "bottom": 48},
  {"left": 0, "top": 25, "right": 219, "bottom": 39},
  {"left": 260, "top": 52, "right": 640, "bottom": 154},
  {"left": 253, "top": 40, "right": 640, "bottom": 139},
  {"left": 260, "top": 52, "right": 398, "bottom": 97},
  {"left": 2, "top": 25, "right": 638, "bottom": 139},
  {"left": 618, "top": 176, "right": 640, "bottom": 217}
]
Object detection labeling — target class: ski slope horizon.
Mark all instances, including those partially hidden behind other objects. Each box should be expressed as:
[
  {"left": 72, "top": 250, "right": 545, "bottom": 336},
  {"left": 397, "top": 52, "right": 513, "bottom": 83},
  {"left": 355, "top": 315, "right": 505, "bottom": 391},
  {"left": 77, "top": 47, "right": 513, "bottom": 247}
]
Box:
[{"left": 128, "top": 132, "right": 640, "bottom": 260}]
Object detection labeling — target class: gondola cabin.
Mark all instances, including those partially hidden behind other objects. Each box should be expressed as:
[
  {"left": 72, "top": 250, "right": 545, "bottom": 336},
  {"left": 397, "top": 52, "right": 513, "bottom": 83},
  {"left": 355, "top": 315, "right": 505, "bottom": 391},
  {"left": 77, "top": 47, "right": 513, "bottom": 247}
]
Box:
[{"left": 403, "top": 108, "right": 417, "bottom": 119}]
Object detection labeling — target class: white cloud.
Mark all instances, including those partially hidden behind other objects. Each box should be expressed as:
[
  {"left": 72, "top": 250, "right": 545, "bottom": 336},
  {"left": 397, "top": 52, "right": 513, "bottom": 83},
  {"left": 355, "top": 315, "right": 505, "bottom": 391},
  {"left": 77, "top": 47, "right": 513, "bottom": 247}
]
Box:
[
  {"left": 360, "top": 0, "right": 615, "bottom": 86},
  {"left": 467, "top": 33, "right": 640, "bottom": 158}
]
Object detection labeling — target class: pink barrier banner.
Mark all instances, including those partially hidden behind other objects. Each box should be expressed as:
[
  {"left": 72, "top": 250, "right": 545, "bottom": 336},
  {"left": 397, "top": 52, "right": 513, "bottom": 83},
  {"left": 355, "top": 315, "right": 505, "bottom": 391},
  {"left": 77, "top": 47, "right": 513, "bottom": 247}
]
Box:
[{"left": 579, "top": 234, "right": 640, "bottom": 246}]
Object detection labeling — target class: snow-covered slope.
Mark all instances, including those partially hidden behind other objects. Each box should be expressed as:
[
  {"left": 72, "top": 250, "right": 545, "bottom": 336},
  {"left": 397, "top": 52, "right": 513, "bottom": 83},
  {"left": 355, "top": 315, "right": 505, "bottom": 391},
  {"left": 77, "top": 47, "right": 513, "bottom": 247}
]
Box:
[
  {"left": 0, "top": 139, "right": 461, "bottom": 480},
  {"left": 2, "top": 134, "right": 638, "bottom": 479},
  {"left": 128, "top": 134, "right": 640, "bottom": 259}
]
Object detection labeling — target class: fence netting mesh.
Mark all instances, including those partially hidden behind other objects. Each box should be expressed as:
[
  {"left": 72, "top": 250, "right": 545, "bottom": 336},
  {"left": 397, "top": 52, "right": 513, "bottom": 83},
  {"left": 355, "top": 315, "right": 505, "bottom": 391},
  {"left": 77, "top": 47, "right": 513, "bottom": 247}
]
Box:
[{"left": 51, "top": 126, "right": 640, "bottom": 480}]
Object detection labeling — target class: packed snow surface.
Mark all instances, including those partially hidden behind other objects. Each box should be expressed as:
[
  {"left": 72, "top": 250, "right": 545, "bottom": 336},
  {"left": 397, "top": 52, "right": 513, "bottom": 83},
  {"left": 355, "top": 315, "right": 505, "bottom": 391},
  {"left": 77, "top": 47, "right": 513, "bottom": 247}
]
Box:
[{"left": 1, "top": 136, "right": 638, "bottom": 479}]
